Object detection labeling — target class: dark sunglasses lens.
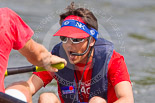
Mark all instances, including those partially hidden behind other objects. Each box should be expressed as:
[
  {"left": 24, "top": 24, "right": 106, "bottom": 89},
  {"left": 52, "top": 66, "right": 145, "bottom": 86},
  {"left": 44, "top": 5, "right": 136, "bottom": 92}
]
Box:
[
  {"left": 60, "top": 36, "right": 67, "bottom": 42},
  {"left": 71, "top": 38, "right": 84, "bottom": 43}
]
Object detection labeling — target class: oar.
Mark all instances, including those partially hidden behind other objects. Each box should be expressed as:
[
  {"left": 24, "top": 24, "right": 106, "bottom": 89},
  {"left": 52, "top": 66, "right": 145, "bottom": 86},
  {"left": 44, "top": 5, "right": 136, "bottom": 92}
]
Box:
[{"left": 5, "top": 63, "right": 65, "bottom": 76}]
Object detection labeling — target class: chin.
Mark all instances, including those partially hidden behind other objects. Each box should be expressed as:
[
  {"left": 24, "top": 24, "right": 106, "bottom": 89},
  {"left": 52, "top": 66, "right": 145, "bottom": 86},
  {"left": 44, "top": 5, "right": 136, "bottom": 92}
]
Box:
[{"left": 68, "top": 59, "right": 79, "bottom": 65}]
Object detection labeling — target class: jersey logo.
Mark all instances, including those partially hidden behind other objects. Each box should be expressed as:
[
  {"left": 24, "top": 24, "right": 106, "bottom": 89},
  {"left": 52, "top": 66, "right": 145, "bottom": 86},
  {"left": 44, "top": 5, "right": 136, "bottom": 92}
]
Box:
[{"left": 61, "top": 86, "right": 75, "bottom": 94}]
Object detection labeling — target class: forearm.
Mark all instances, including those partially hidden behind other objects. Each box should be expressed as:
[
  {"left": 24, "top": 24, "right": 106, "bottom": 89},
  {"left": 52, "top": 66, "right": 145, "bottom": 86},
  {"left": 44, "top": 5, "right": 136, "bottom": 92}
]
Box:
[
  {"left": 26, "top": 44, "right": 52, "bottom": 67},
  {"left": 19, "top": 39, "right": 67, "bottom": 72},
  {"left": 19, "top": 39, "right": 51, "bottom": 67}
]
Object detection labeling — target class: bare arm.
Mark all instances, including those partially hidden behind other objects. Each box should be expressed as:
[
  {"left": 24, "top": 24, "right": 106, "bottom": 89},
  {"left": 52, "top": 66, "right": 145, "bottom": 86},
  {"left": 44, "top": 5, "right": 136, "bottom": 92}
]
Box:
[
  {"left": 18, "top": 38, "right": 67, "bottom": 72},
  {"left": 6, "top": 74, "right": 44, "bottom": 103},
  {"left": 114, "top": 81, "right": 134, "bottom": 103},
  {"left": 5, "top": 39, "right": 66, "bottom": 102}
]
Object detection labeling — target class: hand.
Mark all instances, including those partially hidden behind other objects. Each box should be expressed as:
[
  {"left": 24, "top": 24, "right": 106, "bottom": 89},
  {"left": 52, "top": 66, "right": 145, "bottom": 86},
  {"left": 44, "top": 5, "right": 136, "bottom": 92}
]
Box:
[{"left": 43, "top": 54, "right": 67, "bottom": 72}]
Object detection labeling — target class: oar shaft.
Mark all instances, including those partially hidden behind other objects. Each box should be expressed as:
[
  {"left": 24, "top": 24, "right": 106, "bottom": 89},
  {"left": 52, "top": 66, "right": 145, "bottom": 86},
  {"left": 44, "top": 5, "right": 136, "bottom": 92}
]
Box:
[
  {"left": 5, "top": 63, "right": 65, "bottom": 76},
  {"left": 6, "top": 65, "right": 36, "bottom": 76}
]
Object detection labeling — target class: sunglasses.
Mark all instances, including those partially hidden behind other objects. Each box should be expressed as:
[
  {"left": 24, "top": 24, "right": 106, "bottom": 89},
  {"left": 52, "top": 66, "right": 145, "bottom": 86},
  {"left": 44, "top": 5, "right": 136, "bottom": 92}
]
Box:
[{"left": 60, "top": 36, "right": 86, "bottom": 44}]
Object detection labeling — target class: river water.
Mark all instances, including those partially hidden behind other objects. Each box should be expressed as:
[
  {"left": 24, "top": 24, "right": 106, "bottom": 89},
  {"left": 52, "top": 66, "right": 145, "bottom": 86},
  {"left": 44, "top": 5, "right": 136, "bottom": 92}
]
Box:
[{"left": 1, "top": 0, "right": 155, "bottom": 103}]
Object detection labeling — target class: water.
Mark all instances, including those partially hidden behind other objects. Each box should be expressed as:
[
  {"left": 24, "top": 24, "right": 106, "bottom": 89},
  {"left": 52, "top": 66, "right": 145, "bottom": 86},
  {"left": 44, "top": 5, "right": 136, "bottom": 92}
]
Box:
[{"left": 1, "top": 0, "right": 155, "bottom": 103}]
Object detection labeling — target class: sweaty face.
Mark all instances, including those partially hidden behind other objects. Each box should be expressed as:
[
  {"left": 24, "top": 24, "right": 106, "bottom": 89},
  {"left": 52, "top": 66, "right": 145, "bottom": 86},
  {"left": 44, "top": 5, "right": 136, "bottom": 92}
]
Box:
[{"left": 62, "top": 37, "right": 90, "bottom": 64}]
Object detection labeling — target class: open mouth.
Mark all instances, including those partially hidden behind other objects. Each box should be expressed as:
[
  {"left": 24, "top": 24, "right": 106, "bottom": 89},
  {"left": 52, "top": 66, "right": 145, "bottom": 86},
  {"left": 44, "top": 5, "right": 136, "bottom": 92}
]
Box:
[
  {"left": 68, "top": 51, "right": 76, "bottom": 60},
  {"left": 69, "top": 51, "right": 74, "bottom": 55}
]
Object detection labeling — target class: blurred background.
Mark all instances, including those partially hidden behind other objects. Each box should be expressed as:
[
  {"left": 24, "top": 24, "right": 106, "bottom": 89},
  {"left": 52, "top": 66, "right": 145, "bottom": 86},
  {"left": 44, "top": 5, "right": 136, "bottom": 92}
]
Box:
[{"left": 1, "top": 0, "right": 155, "bottom": 103}]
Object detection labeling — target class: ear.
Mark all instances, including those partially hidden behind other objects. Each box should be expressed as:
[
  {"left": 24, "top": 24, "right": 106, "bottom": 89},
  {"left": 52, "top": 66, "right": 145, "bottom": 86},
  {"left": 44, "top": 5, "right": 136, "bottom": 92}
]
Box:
[{"left": 89, "top": 38, "right": 95, "bottom": 47}]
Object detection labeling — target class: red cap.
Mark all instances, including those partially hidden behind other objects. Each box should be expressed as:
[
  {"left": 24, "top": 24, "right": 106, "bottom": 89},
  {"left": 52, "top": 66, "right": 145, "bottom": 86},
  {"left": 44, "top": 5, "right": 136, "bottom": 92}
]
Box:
[{"left": 53, "top": 15, "right": 90, "bottom": 38}]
